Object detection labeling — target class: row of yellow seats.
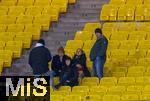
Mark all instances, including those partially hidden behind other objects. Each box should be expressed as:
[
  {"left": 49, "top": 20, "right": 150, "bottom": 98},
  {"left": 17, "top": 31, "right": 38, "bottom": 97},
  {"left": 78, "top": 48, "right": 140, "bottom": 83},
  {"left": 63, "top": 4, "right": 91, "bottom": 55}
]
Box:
[
  {"left": 103, "top": 22, "right": 150, "bottom": 32},
  {"left": 0, "top": 24, "right": 42, "bottom": 40},
  {"left": 109, "top": 0, "right": 150, "bottom": 5}
]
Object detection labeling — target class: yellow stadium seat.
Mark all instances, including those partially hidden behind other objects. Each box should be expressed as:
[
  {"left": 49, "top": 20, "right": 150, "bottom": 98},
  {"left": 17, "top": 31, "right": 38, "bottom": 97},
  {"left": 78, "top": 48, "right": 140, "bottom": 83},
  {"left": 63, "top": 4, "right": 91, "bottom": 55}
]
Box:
[
  {"left": 25, "top": 6, "right": 43, "bottom": 16},
  {"left": 102, "top": 22, "right": 118, "bottom": 32},
  {"left": 81, "top": 82, "right": 98, "bottom": 87},
  {"left": 138, "top": 40, "right": 150, "bottom": 49},
  {"left": 70, "top": 92, "right": 87, "bottom": 96},
  {"left": 50, "top": 95, "right": 62, "bottom": 101},
  {"left": 108, "top": 40, "right": 120, "bottom": 50},
  {"left": 137, "top": 22, "right": 150, "bottom": 31},
  {"left": 56, "top": 86, "right": 71, "bottom": 92},
  {"left": 110, "top": 49, "right": 128, "bottom": 59},
  {"left": 121, "top": 94, "right": 139, "bottom": 101},
  {"left": 5, "top": 41, "right": 23, "bottom": 58},
  {"left": 144, "top": 66, "right": 150, "bottom": 76},
  {"left": 34, "top": 14, "right": 51, "bottom": 31},
  {"left": 74, "top": 31, "right": 93, "bottom": 41},
  {"left": 118, "top": 77, "right": 135, "bottom": 86},
  {"left": 15, "top": 32, "right": 32, "bottom": 48},
  {"left": 86, "top": 59, "right": 93, "bottom": 70},
  {"left": 0, "top": 32, "right": 14, "bottom": 42},
  {"left": 0, "top": 0, "right": 17, "bottom": 6},
  {"left": 16, "top": 15, "right": 33, "bottom": 24},
  {"left": 0, "top": 24, "right": 7, "bottom": 32},
  {"left": 0, "top": 50, "right": 13, "bottom": 67},
  {"left": 110, "top": 31, "right": 128, "bottom": 40},
  {"left": 72, "top": 86, "right": 89, "bottom": 92},
  {"left": 112, "top": 66, "right": 128, "bottom": 73},
  {"left": 144, "top": 0, "right": 150, "bottom": 4},
  {"left": 128, "top": 50, "right": 147, "bottom": 58},
  {"left": 0, "top": 15, "right": 17, "bottom": 24},
  {"left": 126, "top": 0, "right": 143, "bottom": 5},
  {"left": 0, "top": 6, "right": 9, "bottom": 15},
  {"left": 140, "top": 94, "right": 150, "bottom": 100},
  {"left": 24, "top": 24, "right": 41, "bottom": 40},
  {"left": 102, "top": 95, "right": 120, "bottom": 101},
  {"left": 90, "top": 86, "right": 108, "bottom": 96},
  {"left": 143, "top": 85, "right": 150, "bottom": 94},
  {"left": 118, "top": 22, "right": 137, "bottom": 31},
  {"left": 51, "top": 91, "right": 69, "bottom": 96},
  {"left": 17, "top": 0, "right": 34, "bottom": 6},
  {"left": 0, "top": 60, "right": 4, "bottom": 74},
  {"left": 100, "top": 4, "right": 118, "bottom": 21},
  {"left": 7, "top": 24, "right": 24, "bottom": 32},
  {"left": 126, "top": 86, "right": 143, "bottom": 95},
  {"left": 0, "top": 41, "right": 5, "bottom": 50},
  {"left": 127, "top": 66, "right": 145, "bottom": 77},
  {"left": 112, "top": 72, "right": 126, "bottom": 78},
  {"left": 83, "top": 95, "right": 101, "bottom": 101},
  {"left": 83, "top": 23, "right": 101, "bottom": 32},
  {"left": 8, "top": 6, "right": 25, "bottom": 16},
  {"left": 136, "top": 77, "right": 150, "bottom": 86},
  {"left": 64, "top": 95, "right": 82, "bottom": 101},
  {"left": 34, "top": 0, "right": 51, "bottom": 6},
  {"left": 108, "top": 86, "right": 126, "bottom": 95},
  {"left": 118, "top": 5, "right": 135, "bottom": 21},
  {"left": 100, "top": 77, "right": 117, "bottom": 86},
  {"left": 65, "top": 40, "right": 83, "bottom": 51},
  {"left": 68, "top": 0, "right": 76, "bottom": 4},
  {"left": 82, "top": 77, "right": 99, "bottom": 84},
  {"left": 42, "top": 6, "right": 60, "bottom": 22},
  {"left": 83, "top": 40, "right": 95, "bottom": 51},
  {"left": 119, "top": 40, "right": 138, "bottom": 50},
  {"left": 128, "top": 31, "right": 147, "bottom": 40},
  {"left": 109, "top": 0, "right": 126, "bottom": 5},
  {"left": 64, "top": 49, "right": 75, "bottom": 58}
]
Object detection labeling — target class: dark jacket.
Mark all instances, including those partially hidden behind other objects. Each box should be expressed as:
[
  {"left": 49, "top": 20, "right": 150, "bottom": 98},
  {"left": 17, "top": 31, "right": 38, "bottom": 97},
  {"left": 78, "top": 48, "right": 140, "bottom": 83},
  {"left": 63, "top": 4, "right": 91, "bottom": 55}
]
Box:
[
  {"left": 72, "top": 54, "right": 91, "bottom": 77},
  {"left": 51, "top": 55, "right": 71, "bottom": 74},
  {"left": 29, "top": 46, "right": 52, "bottom": 75},
  {"left": 90, "top": 35, "right": 108, "bottom": 61}
]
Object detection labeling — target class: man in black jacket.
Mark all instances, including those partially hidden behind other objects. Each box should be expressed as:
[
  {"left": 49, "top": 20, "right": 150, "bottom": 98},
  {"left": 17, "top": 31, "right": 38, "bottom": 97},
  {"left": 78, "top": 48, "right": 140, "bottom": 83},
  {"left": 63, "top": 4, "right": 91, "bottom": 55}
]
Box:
[
  {"left": 90, "top": 28, "right": 108, "bottom": 79},
  {"left": 29, "top": 39, "right": 52, "bottom": 76}
]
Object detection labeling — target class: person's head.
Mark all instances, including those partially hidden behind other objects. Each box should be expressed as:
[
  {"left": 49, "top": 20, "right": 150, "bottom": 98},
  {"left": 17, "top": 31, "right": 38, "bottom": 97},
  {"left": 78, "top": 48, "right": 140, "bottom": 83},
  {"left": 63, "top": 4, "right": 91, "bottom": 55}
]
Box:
[
  {"left": 37, "top": 39, "right": 45, "bottom": 46},
  {"left": 95, "top": 28, "right": 102, "bottom": 39},
  {"left": 57, "top": 47, "right": 65, "bottom": 57},
  {"left": 76, "top": 48, "right": 84, "bottom": 56}
]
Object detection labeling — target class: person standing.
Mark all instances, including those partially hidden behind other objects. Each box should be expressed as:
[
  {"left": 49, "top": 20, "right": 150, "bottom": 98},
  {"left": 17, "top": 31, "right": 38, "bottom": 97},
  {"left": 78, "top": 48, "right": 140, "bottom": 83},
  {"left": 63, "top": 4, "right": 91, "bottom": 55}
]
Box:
[{"left": 90, "top": 28, "right": 108, "bottom": 79}]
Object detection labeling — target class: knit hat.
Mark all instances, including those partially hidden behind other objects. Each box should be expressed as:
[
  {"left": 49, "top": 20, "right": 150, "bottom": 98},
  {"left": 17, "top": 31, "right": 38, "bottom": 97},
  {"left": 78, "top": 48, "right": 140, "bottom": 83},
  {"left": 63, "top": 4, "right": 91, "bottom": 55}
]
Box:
[
  {"left": 38, "top": 39, "right": 45, "bottom": 46},
  {"left": 95, "top": 28, "right": 102, "bottom": 34}
]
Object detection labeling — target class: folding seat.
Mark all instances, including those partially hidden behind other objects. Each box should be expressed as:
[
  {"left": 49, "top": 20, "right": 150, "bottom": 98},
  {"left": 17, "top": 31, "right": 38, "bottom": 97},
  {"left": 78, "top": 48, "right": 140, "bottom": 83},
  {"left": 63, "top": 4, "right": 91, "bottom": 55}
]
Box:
[
  {"left": 7, "top": 24, "right": 24, "bottom": 32},
  {"left": 74, "top": 31, "right": 93, "bottom": 41},
  {"left": 128, "top": 31, "right": 147, "bottom": 40},
  {"left": 82, "top": 77, "right": 99, "bottom": 84},
  {"left": 102, "top": 95, "right": 120, "bottom": 101},
  {"left": 64, "top": 49, "right": 75, "bottom": 58},
  {"left": 83, "top": 23, "right": 101, "bottom": 33},
  {"left": 107, "top": 40, "right": 120, "bottom": 50},
  {"left": 118, "top": 22, "right": 137, "bottom": 31},
  {"left": 34, "top": 0, "right": 51, "bottom": 6},
  {"left": 135, "top": 5, "right": 150, "bottom": 21},
  {"left": 109, "top": 0, "right": 126, "bottom": 5},
  {"left": 121, "top": 94, "right": 139, "bottom": 101},
  {"left": 86, "top": 59, "right": 93, "bottom": 70},
  {"left": 140, "top": 94, "right": 150, "bottom": 100},
  {"left": 0, "top": 15, "right": 17, "bottom": 24},
  {"left": 89, "top": 86, "right": 108, "bottom": 97},
  {"left": 72, "top": 86, "right": 89, "bottom": 92},
  {"left": 17, "top": 0, "right": 34, "bottom": 6},
  {"left": 0, "top": 6, "right": 9, "bottom": 15},
  {"left": 0, "top": 24, "right": 7, "bottom": 32},
  {"left": 128, "top": 50, "right": 147, "bottom": 59},
  {"left": 102, "top": 22, "right": 118, "bottom": 32},
  {"left": 126, "top": 0, "right": 143, "bottom": 5},
  {"left": 16, "top": 15, "right": 33, "bottom": 24},
  {"left": 50, "top": 95, "right": 62, "bottom": 101},
  {"left": 108, "top": 86, "right": 126, "bottom": 95},
  {"left": 144, "top": 0, "right": 150, "bottom": 5},
  {"left": 100, "top": 4, "right": 118, "bottom": 21},
  {"left": 33, "top": 14, "right": 51, "bottom": 31},
  {"left": 65, "top": 40, "right": 83, "bottom": 51},
  {"left": 0, "top": 41, "right": 5, "bottom": 50},
  {"left": 15, "top": 32, "right": 32, "bottom": 48},
  {"left": 51, "top": 91, "right": 69, "bottom": 96},
  {"left": 0, "top": 60, "right": 4, "bottom": 74},
  {"left": 5, "top": 41, "right": 23, "bottom": 58},
  {"left": 113, "top": 66, "right": 128, "bottom": 73},
  {"left": 127, "top": 66, "right": 145, "bottom": 77},
  {"left": 110, "top": 31, "right": 128, "bottom": 40},
  {"left": 51, "top": 0, "right": 68, "bottom": 13},
  {"left": 83, "top": 40, "right": 95, "bottom": 51},
  {"left": 118, "top": 5, "right": 135, "bottom": 21},
  {"left": 143, "top": 85, "right": 150, "bottom": 94},
  {"left": 137, "top": 22, "right": 150, "bottom": 31},
  {"left": 0, "top": 50, "right": 13, "bottom": 67},
  {"left": 25, "top": 6, "right": 43, "bottom": 16},
  {"left": 136, "top": 77, "right": 150, "bottom": 86},
  {"left": 0, "top": 32, "right": 14, "bottom": 42},
  {"left": 119, "top": 40, "right": 138, "bottom": 50},
  {"left": 83, "top": 95, "right": 101, "bottom": 101},
  {"left": 100, "top": 77, "right": 117, "bottom": 86},
  {"left": 24, "top": 24, "right": 41, "bottom": 40},
  {"left": 144, "top": 66, "right": 150, "bottom": 76},
  {"left": 8, "top": 6, "right": 25, "bottom": 16},
  {"left": 42, "top": 6, "right": 60, "bottom": 22},
  {"left": 0, "top": 0, "right": 17, "bottom": 6},
  {"left": 64, "top": 95, "right": 82, "bottom": 101},
  {"left": 70, "top": 91, "right": 87, "bottom": 96},
  {"left": 57, "top": 86, "right": 71, "bottom": 92},
  {"left": 110, "top": 49, "right": 128, "bottom": 59},
  {"left": 81, "top": 82, "right": 98, "bottom": 87},
  {"left": 138, "top": 40, "right": 150, "bottom": 49},
  {"left": 126, "top": 86, "right": 143, "bottom": 95},
  {"left": 118, "top": 77, "right": 135, "bottom": 86},
  {"left": 146, "top": 50, "right": 150, "bottom": 58},
  {"left": 125, "top": 58, "right": 138, "bottom": 66},
  {"left": 68, "top": 0, "right": 76, "bottom": 4}
]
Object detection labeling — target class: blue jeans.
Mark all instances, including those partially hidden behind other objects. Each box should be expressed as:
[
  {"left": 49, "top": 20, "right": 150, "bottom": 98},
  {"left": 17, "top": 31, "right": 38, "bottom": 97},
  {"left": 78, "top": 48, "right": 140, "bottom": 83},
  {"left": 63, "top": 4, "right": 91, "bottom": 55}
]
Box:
[{"left": 93, "top": 56, "right": 106, "bottom": 79}]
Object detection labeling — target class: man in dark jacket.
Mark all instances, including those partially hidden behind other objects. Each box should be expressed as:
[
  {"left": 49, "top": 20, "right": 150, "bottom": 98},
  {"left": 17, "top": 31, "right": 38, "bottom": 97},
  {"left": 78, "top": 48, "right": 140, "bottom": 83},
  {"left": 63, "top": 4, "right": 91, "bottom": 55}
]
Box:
[
  {"left": 29, "top": 39, "right": 52, "bottom": 75},
  {"left": 90, "top": 28, "right": 108, "bottom": 78}
]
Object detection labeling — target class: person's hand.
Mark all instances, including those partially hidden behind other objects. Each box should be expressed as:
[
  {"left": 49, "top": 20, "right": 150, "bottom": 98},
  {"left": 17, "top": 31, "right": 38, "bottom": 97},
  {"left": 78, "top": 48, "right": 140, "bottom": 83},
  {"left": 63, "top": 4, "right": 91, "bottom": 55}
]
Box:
[{"left": 66, "top": 80, "right": 70, "bottom": 83}]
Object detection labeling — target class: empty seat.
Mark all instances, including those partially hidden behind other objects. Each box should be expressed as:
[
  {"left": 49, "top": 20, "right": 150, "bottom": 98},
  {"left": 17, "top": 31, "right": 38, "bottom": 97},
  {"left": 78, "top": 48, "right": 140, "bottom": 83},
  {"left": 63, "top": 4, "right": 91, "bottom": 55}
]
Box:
[
  {"left": 0, "top": 15, "right": 17, "bottom": 24},
  {"left": 82, "top": 77, "right": 99, "bottom": 84},
  {"left": 72, "top": 86, "right": 89, "bottom": 92},
  {"left": 0, "top": 24, "right": 7, "bottom": 32},
  {"left": 121, "top": 94, "right": 139, "bottom": 101},
  {"left": 83, "top": 95, "right": 101, "bottom": 101},
  {"left": 8, "top": 6, "right": 25, "bottom": 16},
  {"left": 64, "top": 95, "right": 82, "bottom": 101},
  {"left": 34, "top": 0, "right": 51, "bottom": 6},
  {"left": 7, "top": 24, "right": 24, "bottom": 32},
  {"left": 57, "top": 86, "right": 71, "bottom": 92},
  {"left": 17, "top": 0, "right": 34, "bottom": 6},
  {"left": 108, "top": 40, "right": 120, "bottom": 50},
  {"left": 83, "top": 40, "right": 95, "bottom": 51},
  {"left": 144, "top": 85, "right": 150, "bottom": 94},
  {"left": 100, "top": 77, "right": 117, "bottom": 86},
  {"left": 118, "top": 22, "right": 137, "bottom": 31},
  {"left": 109, "top": 0, "right": 126, "bottom": 5},
  {"left": 25, "top": 6, "right": 43, "bottom": 16},
  {"left": 126, "top": 0, "right": 143, "bottom": 5},
  {"left": 137, "top": 22, "right": 150, "bottom": 31},
  {"left": 136, "top": 77, "right": 150, "bottom": 86},
  {"left": 128, "top": 50, "right": 147, "bottom": 58},
  {"left": 119, "top": 40, "right": 138, "bottom": 50},
  {"left": 138, "top": 40, "right": 150, "bottom": 49},
  {"left": 74, "top": 31, "right": 93, "bottom": 41},
  {"left": 0, "top": 32, "right": 14, "bottom": 42},
  {"left": 138, "top": 58, "right": 150, "bottom": 67},
  {"left": 108, "top": 86, "right": 126, "bottom": 95},
  {"left": 16, "top": 15, "right": 33, "bottom": 24},
  {"left": 110, "top": 49, "right": 128, "bottom": 59},
  {"left": 89, "top": 86, "right": 107, "bottom": 97},
  {"left": 0, "top": 41, "right": 5, "bottom": 50},
  {"left": 65, "top": 40, "right": 83, "bottom": 51},
  {"left": 110, "top": 31, "right": 128, "bottom": 40},
  {"left": 83, "top": 23, "right": 101, "bottom": 32},
  {"left": 140, "top": 94, "right": 150, "bottom": 100},
  {"left": 128, "top": 31, "right": 147, "bottom": 40},
  {"left": 127, "top": 86, "right": 143, "bottom": 95},
  {"left": 102, "top": 95, "right": 120, "bottom": 101},
  {"left": 127, "top": 66, "right": 145, "bottom": 77},
  {"left": 118, "top": 77, "right": 135, "bottom": 86},
  {"left": 102, "top": 22, "right": 118, "bottom": 32},
  {"left": 50, "top": 95, "right": 62, "bottom": 101},
  {"left": 0, "top": 6, "right": 9, "bottom": 15}
]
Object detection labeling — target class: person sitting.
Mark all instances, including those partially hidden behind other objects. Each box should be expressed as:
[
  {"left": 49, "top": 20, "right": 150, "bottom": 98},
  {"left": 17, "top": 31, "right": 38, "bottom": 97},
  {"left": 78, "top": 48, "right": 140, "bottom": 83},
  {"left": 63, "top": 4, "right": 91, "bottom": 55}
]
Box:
[
  {"left": 72, "top": 48, "right": 91, "bottom": 77},
  {"left": 51, "top": 47, "right": 71, "bottom": 78},
  {"left": 54, "top": 58, "right": 83, "bottom": 89}
]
